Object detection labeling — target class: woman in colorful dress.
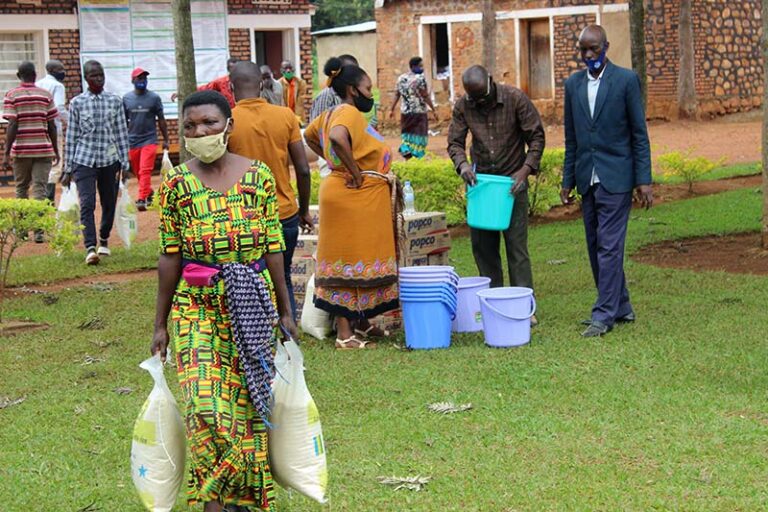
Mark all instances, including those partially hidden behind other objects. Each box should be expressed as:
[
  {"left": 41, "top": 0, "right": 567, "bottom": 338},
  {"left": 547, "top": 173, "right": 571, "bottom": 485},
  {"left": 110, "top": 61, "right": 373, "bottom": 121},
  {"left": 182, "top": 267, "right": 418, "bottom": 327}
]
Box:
[
  {"left": 304, "top": 58, "right": 401, "bottom": 349},
  {"left": 389, "top": 56, "right": 439, "bottom": 160},
  {"left": 151, "top": 90, "right": 298, "bottom": 512}
]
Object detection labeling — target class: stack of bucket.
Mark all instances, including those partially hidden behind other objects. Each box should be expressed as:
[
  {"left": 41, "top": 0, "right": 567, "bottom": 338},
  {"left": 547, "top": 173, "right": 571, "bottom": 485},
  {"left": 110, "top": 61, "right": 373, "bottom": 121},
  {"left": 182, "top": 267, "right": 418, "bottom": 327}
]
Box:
[{"left": 399, "top": 266, "right": 458, "bottom": 350}]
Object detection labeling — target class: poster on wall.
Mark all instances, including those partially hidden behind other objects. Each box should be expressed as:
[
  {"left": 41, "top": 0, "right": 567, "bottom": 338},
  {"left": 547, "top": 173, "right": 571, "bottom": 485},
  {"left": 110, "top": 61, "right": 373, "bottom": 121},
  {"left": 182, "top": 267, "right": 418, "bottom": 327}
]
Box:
[{"left": 78, "top": 0, "right": 229, "bottom": 118}]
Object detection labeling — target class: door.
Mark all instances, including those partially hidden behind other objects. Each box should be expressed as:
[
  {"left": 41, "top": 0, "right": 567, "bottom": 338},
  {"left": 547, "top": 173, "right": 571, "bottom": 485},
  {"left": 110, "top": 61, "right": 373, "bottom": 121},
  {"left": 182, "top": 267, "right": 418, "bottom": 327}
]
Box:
[{"left": 528, "top": 19, "right": 552, "bottom": 99}]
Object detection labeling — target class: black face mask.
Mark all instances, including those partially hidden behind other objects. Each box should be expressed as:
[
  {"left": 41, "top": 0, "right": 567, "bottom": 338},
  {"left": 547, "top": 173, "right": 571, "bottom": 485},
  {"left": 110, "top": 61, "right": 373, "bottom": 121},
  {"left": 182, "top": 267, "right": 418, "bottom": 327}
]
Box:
[
  {"left": 354, "top": 88, "right": 375, "bottom": 113},
  {"left": 52, "top": 71, "right": 66, "bottom": 82}
]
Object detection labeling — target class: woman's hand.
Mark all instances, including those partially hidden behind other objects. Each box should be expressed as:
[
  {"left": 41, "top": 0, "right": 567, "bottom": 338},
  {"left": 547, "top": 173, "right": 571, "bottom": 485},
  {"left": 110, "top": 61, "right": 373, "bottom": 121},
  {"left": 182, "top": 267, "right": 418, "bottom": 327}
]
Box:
[
  {"left": 346, "top": 172, "right": 363, "bottom": 189},
  {"left": 279, "top": 314, "right": 300, "bottom": 341},
  {"left": 151, "top": 327, "right": 170, "bottom": 363}
]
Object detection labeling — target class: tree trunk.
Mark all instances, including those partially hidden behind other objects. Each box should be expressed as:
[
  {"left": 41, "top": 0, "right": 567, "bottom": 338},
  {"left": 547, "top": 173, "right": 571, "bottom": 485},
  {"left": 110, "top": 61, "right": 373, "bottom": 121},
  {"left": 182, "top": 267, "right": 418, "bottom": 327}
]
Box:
[
  {"left": 629, "top": 0, "right": 648, "bottom": 110},
  {"left": 172, "top": 0, "right": 197, "bottom": 162},
  {"left": 762, "top": 0, "right": 768, "bottom": 249},
  {"left": 481, "top": 0, "right": 496, "bottom": 74},
  {"left": 677, "top": 0, "right": 697, "bottom": 119}
]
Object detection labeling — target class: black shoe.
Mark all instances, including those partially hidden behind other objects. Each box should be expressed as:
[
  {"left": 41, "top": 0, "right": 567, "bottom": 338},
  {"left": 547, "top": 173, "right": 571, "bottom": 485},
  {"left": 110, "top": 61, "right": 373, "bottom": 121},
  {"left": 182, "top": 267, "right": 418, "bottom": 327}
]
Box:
[
  {"left": 581, "top": 320, "right": 611, "bottom": 338},
  {"left": 146, "top": 190, "right": 155, "bottom": 206},
  {"left": 616, "top": 312, "right": 636, "bottom": 323},
  {"left": 135, "top": 199, "right": 147, "bottom": 212},
  {"left": 34, "top": 231, "right": 45, "bottom": 244}
]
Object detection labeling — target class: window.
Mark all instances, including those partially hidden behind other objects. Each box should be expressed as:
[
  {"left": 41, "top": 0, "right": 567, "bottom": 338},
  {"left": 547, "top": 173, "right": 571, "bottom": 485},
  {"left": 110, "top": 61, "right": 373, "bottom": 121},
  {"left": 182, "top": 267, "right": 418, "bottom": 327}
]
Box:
[{"left": 0, "top": 32, "right": 43, "bottom": 99}]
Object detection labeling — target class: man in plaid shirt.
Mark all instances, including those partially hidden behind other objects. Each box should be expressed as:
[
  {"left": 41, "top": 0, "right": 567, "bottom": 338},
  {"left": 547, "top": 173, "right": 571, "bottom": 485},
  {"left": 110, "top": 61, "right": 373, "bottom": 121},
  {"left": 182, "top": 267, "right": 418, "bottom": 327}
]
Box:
[{"left": 62, "top": 60, "right": 130, "bottom": 265}]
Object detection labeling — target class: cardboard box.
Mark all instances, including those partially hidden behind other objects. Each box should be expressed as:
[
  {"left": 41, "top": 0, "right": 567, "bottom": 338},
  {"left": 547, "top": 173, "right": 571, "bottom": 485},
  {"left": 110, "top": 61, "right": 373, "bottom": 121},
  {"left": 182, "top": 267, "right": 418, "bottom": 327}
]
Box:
[
  {"left": 404, "top": 255, "right": 430, "bottom": 267},
  {"left": 294, "top": 234, "right": 318, "bottom": 259},
  {"left": 291, "top": 275, "right": 310, "bottom": 296},
  {"left": 290, "top": 256, "right": 315, "bottom": 278},
  {"left": 428, "top": 251, "right": 450, "bottom": 266},
  {"left": 406, "top": 229, "right": 451, "bottom": 257},
  {"left": 308, "top": 205, "right": 320, "bottom": 227},
  {"left": 404, "top": 212, "right": 447, "bottom": 239},
  {"left": 373, "top": 309, "right": 403, "bottom": 332}
]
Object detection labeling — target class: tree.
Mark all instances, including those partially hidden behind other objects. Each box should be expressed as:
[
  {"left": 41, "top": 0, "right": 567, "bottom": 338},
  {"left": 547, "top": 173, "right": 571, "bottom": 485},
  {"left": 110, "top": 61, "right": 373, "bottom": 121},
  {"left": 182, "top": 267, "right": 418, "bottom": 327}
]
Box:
[
  {"left": 677, "top": 0, "right": 697, "bottom": 119},
  {"left": 762, "top": 0, "right": 768, "bottom": 249},
  {"left": 312, "top": 0, "right": 375, "bottom": 32},
  {"left": 172, "top": 0, "right": 197, "bottom": 162},
  {"left": 629, "top": 0, "right": 648, "bottom": 109},
  {"left": 481, "top": 0, "right": 496, "bottom": 74}
]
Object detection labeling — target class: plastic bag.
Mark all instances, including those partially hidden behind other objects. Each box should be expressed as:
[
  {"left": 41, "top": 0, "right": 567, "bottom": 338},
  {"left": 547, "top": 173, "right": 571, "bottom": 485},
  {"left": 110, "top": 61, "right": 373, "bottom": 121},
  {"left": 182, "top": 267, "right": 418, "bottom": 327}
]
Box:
[
  {"left": 269, "top": 340, "right": 328, "bottom": 504},
  {"left": 131, "top": 355, "right": 186, "bottom": 512},
  {"left": 161, "top": 150, "right": 173, "bottom": 175},
  {"left": 57, "top": 183, "right": 80, "bottom": 238},
  {"left": 116, "top": 181, "right": 138, "bottom": 249},
  {"left": 300, "top": 275, "right": 332, "bottom": 340}
]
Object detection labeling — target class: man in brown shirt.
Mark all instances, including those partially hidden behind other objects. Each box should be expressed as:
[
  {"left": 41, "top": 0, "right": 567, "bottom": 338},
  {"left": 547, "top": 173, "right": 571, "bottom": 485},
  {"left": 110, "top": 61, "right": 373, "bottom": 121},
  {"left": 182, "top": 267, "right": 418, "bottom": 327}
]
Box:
[{"left": 448, "top": 65, "right": 545, "bottom": 322}]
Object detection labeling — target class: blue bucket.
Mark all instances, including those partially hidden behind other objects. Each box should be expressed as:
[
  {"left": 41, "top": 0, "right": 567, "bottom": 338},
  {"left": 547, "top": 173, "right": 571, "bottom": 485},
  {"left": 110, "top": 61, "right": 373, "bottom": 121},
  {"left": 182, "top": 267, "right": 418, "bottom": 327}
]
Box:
[
  {"left": 400, "top": 281, "right": 458, "bottom": 295},
  {"left": 401, "top": 296, "right": 456, "bottom": 350},
  {"left": 467, "top": 174, "right": 515, "bottom": 231}
]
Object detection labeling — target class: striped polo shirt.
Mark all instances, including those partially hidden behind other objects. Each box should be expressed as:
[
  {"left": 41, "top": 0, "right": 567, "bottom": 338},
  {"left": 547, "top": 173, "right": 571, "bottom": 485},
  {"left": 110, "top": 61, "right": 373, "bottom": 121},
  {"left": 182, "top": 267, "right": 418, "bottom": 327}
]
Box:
[{"left": 2, "top": 83, "right": 58, "bottom": 158}]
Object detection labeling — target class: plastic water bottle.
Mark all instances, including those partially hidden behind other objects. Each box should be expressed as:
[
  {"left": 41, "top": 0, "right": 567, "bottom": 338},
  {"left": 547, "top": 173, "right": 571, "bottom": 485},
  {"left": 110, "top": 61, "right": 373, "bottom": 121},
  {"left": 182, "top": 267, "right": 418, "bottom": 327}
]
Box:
[{"left": 403, "top": 181, "right": 416, "bottom": 215}]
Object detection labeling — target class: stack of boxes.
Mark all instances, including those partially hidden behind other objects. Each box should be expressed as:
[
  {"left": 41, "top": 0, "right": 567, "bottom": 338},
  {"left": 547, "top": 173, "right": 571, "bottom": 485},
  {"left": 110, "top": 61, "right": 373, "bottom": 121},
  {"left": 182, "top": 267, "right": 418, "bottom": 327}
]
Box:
[{"left": 290, "top": 208, "right": 451, "bottom": 333}]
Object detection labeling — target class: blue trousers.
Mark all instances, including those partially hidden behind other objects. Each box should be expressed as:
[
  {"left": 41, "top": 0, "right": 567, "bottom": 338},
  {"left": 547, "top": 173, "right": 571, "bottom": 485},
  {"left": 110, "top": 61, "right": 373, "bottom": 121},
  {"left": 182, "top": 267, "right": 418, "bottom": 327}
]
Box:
[
  {"left": 581, "top": 184, "right": 634, "bottom": 326},
  {"left": 73, "top": 162, "right": 120, "bottom": 250},
  {"left": 281, "top": 214, "right": 300, "bottom": 320}
]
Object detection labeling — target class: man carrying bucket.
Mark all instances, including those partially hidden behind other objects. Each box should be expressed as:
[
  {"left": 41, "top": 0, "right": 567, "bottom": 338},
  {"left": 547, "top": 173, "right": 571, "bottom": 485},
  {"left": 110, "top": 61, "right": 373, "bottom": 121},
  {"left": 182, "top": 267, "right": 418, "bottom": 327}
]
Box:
[
  {"left": 448, "top": 65, "right": 545, "bottom": 326},
  {"left": 560, "top": 25, "right": 653, "bottom": 338}
]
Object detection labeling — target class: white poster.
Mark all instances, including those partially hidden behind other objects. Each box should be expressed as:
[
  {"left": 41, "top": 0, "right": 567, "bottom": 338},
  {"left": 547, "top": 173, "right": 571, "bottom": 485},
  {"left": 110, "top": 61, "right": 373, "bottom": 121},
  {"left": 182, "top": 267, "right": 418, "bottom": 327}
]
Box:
[{"left": 78, "top": 0, "right": 229, "bottom": 118}]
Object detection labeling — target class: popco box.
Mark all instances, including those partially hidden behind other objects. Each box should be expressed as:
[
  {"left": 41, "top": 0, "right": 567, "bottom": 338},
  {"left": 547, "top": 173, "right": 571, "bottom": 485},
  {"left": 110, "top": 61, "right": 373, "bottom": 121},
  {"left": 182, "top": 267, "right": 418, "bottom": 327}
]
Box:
[
  {"left": 291, "top": 275, "right": 309, "bottom": 296},
  {"left": 406, "top": 229, "right": 451, "bottom": 257},
  {"left": 428, "top": 252, "right": 450, "bottom": 266},
  {"left": 404, "top": 255, "right": 430, "bottom": 267},
  {"left": 290, "top": 256, "right": 315, "bottom": 279},
  {"left": 404, "top": 212, "right": 447, "bottom": 239},
  {"left": 293, "top": 234, "right": 318, "bottom": 258}
]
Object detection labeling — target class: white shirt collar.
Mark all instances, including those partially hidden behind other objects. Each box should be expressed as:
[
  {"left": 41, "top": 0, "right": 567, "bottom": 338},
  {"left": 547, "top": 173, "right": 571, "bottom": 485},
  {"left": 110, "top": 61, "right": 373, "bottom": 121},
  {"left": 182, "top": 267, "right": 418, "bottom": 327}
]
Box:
[{"left": 587, "top": 65, "right": 607, "bottom": 82}]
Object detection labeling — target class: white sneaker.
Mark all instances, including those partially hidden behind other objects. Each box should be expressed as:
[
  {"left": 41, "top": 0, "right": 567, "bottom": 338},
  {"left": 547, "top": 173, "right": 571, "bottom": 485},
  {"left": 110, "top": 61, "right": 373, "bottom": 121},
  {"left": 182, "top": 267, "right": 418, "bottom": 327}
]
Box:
[
  {"left": 85, "top": 250, "right": 100, "bottom": 265},
  {"left": 97, "top": 246, "right": 111, "bottom": 257}
]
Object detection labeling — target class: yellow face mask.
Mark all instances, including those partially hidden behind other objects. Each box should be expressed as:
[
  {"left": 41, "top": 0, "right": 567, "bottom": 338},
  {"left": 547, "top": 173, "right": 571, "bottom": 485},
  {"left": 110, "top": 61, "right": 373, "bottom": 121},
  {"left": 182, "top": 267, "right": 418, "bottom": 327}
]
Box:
[{"left": 185, "top": 118, "right": 231, "bottom": 163}]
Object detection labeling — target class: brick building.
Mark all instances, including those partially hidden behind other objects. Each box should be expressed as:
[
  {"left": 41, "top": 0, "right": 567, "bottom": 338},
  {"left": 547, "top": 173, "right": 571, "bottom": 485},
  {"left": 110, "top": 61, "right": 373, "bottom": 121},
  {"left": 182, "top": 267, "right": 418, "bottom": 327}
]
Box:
[
  {"left": 0, "top": 0, "right": 314, "bottom": 149},
  {"left": 375, "top": 0, "right": 762, "bottom": 122}
]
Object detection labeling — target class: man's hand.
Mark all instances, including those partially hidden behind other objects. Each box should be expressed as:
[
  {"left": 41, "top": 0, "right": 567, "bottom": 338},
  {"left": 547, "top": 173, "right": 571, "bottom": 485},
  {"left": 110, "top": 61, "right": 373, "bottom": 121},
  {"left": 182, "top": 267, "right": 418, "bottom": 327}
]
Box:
[
  {"left": 510, "top": 165, "right": 532, "bottom": 195},
  {"left": 459, "top": 163, "right": 477, "bottom": 186},
  {"left": 431, "top": 111, "right": 439, "bottom": 122},
  {"left": 389, "top": 109, "right": 396, "bottom": 120},
  {"left": 52, "top": 149, "right": 60, "bottom": 167},
  {"left": 162, "top": 141, "right": 170, "bottom": 151},
  {"left": 299, "top": 212, "right": 315, "bottom": 233},
  {"left": 635, "top": 184, "right": 654, "bottom": 210},
  {"left": 151, "top": 327, "right": 170, "bottom": 363},
  {"left": 170, "top": 92, "right": 178, "bottom": 102},
  {"left": 60, "top": 171, "right": 72, "bottom": 188},
  {"left": 2, "top": 154, "right": 11, "bottom": 173},
  {"left": 346, "top": 172, "right": 363, "bottom": 189},
  {"left": 560, "top": 187, "right": 575, "bottom": 205}
]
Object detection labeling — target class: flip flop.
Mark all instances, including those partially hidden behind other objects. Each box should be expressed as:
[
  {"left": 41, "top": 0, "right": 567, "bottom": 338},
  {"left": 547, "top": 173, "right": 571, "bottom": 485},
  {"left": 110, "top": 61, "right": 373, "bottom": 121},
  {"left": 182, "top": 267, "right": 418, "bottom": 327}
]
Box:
[
  {"left": 335, "top": 336, "right": 377, "bottom": 350},
  {"left": 354, "top": 325, "right": 390, "bottom": 339}
]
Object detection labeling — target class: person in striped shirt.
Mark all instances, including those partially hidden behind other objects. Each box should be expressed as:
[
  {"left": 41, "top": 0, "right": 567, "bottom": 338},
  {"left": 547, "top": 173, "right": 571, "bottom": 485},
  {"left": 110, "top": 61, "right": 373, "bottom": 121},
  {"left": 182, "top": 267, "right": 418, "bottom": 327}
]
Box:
[
  {"left": 2, "top": 61, "right": 60, "bottom": 242},
  {"left": 61, "top": 60, "right": 130, "bottom": 265}
]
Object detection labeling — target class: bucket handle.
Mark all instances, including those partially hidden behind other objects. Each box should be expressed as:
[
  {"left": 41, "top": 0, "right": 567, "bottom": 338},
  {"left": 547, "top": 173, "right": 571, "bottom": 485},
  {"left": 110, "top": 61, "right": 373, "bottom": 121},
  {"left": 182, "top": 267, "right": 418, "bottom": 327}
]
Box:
[{"left": 479, "top": 294, "right": 536, "bottom": 321}]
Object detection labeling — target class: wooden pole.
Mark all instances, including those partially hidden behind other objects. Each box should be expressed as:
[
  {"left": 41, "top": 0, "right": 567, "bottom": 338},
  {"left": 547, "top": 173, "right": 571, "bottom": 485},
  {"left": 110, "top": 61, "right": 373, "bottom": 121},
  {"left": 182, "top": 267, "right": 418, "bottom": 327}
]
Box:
[
  {"left": 762, "top": 0, "right": 768, "bottom": 248},
  {"left": 172, "top": 0, "right": 197, "bottom": 162},
  {"left": 677, "top": 0, "right": 697, "bottom": 119},
  {"left": 482, "top": 0, "right": 496, "bottom": 74}
]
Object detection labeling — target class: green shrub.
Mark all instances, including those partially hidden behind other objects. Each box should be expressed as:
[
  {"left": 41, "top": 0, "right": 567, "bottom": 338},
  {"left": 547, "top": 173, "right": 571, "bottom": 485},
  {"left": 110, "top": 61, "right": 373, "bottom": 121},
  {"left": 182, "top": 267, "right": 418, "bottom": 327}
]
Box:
[
  {"left": 657, "top": 151, "right": 724, "bottom": 193},
  {"left": 392, "top": 158, "right": 466, "bottom": 225},
  {"left": 529, "top": 148, "right": 565, "bottom": 216},
  {"left": 0, "top": 199, "right": 77, "bottom": 321}
]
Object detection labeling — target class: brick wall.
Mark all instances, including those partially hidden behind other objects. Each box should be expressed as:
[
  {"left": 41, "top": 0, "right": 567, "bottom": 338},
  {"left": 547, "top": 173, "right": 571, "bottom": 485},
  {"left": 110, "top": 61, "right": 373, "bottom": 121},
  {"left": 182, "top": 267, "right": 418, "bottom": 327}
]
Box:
[
  {"left": 553, "top": 13, "right": 596, "bottom": 100},
  {"left": 0, "top": 1, "right": 76, "bottom": 14},
  {"left": 693, "top": 0, "right": 762, "bottom": 117},
  {"left": 229, "top": 28, "right": 251, "bottom": 61},
  {"left": 226, "top": 0, "right": 311, "bottom": 15},
  {"left": 299, "top": 27, "right": 313, "bottom": 119},
  {"left": 49, "top": 29, "right": 83, "bottom": 101}
]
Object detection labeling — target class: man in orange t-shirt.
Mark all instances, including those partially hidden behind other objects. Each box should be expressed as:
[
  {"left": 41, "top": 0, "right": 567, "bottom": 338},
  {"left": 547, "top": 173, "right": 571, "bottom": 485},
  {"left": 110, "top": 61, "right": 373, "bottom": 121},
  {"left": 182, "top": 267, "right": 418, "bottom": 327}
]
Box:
[
  {"left": 279, "top": 60, "right": 307, "bottom": 123},
  {"left": 228, "top": 61, "right": 314, "bottom": 319}
]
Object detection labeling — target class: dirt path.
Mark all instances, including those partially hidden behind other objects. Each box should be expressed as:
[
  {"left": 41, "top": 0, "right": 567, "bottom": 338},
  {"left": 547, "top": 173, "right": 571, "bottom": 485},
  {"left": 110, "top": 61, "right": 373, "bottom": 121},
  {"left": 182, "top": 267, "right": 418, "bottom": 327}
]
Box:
[{"left": 10, "top": 268, "right": 155, "bottom": 295}]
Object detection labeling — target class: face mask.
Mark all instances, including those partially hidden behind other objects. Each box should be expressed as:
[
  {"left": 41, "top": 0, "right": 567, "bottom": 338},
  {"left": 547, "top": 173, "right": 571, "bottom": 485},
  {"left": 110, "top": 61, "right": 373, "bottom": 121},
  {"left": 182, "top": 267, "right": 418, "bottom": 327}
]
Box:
[
  {"left": 283, "top": 71, "right": 295, "bottom": 80},
  {"left": 89, "top": 83, "right": 104, "bottom": 94},
  {"left": 134, "top": 80, "right": 148, "bottom": 91},
  {"left": 413, "top": 67, "right": 424, "bottom": 74},
  {"left": 353, "top": 89, "right": 374, "bottom": 113},
  {"left": 52, "top": 71, "right": 65, "bottom": 82},
  {"left": 584, "top": 48, "right": 607, "bottom": 73},
  {"left": 185, "top": 119, "right": 231, "bottom": 164}
]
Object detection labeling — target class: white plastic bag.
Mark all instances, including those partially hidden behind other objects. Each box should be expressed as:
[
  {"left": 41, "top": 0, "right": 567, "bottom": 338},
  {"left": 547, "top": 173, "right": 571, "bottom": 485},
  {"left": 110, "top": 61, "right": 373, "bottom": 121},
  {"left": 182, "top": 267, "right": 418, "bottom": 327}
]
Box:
[
  {"left": 116, "top": 181, "right": 138, "bottom": 249},
  {"left": 57, "top": 183, "right": 80, "bottom": 238},
  {"left": 269, "top": 340, "right": 328, "bottom": 504},
  {"left": 300, "top": 275, "right": 332, "bottom": 340},
  {"left": 161, "top": 150, "right": 173, "bottom": 174},
  {"left": 131, "top": 355, "right": 186, "bottom": 512}
]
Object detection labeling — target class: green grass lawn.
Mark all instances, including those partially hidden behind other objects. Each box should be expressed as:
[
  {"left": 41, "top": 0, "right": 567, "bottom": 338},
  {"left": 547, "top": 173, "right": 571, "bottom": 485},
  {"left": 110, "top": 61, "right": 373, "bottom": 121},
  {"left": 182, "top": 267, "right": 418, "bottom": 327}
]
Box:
[
  {"left": 653, "top": 162, "right": 759, "bottom": 185},
  {"left": 2, "top": 187, "right": 768, "bottom": 510}
]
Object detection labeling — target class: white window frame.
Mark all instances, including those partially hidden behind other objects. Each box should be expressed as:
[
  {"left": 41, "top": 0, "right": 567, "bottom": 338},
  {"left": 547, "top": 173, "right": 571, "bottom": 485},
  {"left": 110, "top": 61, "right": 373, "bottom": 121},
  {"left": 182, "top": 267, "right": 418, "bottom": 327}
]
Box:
[{"left": 0, "top": 31, "right": 45, "bottom": 113}]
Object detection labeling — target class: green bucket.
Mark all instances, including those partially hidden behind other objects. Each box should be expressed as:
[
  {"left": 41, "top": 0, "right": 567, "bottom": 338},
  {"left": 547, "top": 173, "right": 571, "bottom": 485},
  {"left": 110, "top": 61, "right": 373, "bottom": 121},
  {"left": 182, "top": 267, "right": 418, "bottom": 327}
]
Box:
[{"left": 467, "top": 174, "right": 515, "bottom": 231}]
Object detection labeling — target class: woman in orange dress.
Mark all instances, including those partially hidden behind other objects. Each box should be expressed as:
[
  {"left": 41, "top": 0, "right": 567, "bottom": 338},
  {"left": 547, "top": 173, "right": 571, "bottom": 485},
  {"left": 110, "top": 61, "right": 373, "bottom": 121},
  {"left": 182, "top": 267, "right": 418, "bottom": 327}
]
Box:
[{"left": 304, "top": 58, "right": 401, "bottom": 349}]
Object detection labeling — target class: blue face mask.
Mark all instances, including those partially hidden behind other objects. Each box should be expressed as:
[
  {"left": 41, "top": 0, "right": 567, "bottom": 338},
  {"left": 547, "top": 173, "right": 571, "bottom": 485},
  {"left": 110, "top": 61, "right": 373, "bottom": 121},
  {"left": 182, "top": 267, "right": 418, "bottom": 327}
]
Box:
[
  {"left": 584, "top": 48, "right": 607, "bottom": 73},
  {"left": 413, "top": 67, "right": 424, "bottom": 74},
  {"left": 134, "top": 80, "right": 148, "bottom": 91}
]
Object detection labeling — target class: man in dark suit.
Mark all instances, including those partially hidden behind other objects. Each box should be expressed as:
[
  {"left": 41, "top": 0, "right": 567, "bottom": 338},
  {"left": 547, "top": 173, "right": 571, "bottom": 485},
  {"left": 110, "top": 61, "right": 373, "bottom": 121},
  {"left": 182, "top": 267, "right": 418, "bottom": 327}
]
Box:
[{"left": 561, "top": 25, "right": 653, "bottom": 337}]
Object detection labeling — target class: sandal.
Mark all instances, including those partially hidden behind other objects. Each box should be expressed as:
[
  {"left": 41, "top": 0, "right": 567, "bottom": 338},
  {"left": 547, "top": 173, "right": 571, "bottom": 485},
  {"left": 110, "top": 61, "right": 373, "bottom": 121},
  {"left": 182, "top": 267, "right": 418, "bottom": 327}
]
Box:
[
  {"left": 335, "top": 336, "right": 377, "bottom": 350},
  {"left": 354, "top": 325, "right": 390, "bottom": 339}
]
